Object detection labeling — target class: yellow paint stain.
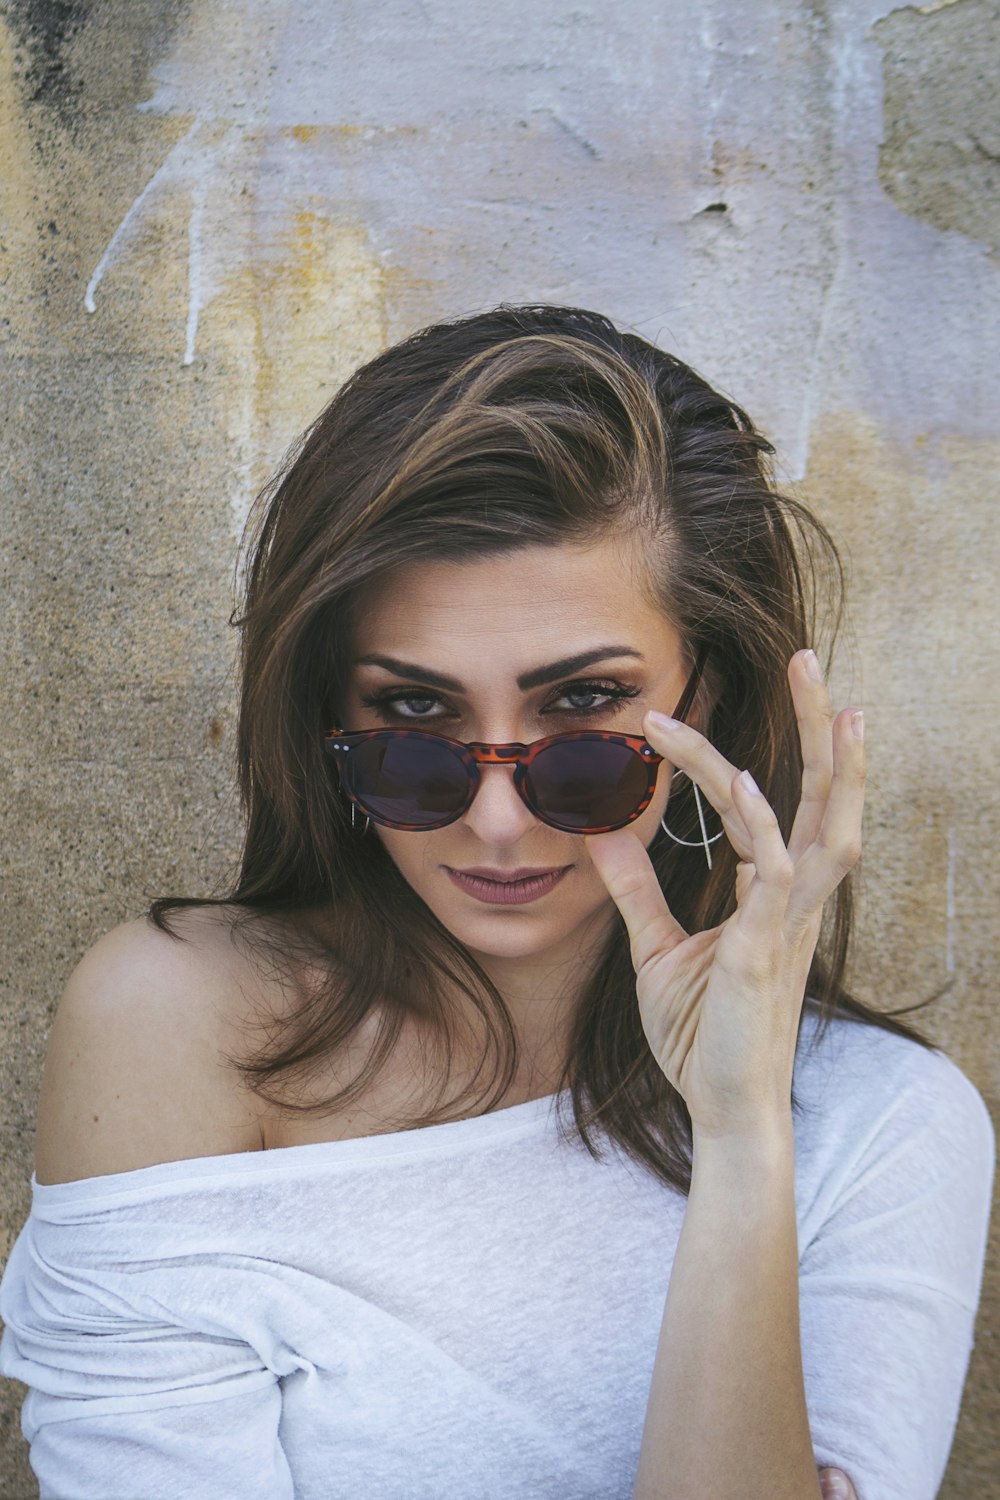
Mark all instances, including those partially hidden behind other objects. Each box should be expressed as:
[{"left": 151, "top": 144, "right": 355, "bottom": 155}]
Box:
[
  {"left": 280, "top": 122, "right": 422, "bottom": 144},
  {"left": 203, "top": 210, "right": 388, "bottom": 527},
  {"left": 281, "top": 123, "right": 392, "bottom": 142},
  {"left": 383, "top": 263, "right": 439, "bottom": 294}
]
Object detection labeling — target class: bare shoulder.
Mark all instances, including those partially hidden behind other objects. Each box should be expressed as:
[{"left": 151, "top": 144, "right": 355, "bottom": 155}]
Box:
[{"left": 34, "top": 906, "right": 272, "bottom": 1185}]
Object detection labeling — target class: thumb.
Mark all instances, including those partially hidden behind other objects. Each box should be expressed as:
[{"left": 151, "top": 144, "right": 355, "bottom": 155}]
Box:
[{"left": 582, "top": 828, "right": 687, "bottom": 969}]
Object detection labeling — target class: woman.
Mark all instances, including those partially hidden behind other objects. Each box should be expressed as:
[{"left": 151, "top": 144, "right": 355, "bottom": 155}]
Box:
[{"left": 0, "top": 305, "right": 993, "bottom": 1499}]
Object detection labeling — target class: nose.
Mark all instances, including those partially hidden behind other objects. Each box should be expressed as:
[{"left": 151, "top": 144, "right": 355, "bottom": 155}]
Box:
[{"left": 459, "top": 762, "right": 543, "bottom": 843}]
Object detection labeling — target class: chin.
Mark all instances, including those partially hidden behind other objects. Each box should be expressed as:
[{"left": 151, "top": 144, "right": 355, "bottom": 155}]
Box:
[
  {"left": 448, "top": 917, "right": 582, "bottom": 966},
  {"left": 427, "top": 877, "right": 608, "bottom": 958}
]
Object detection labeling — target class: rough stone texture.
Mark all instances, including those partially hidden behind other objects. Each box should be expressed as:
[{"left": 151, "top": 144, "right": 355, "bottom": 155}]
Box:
[
  {"left": 1, "top": 1, "right": 997, "bottom": 1495},
  {"left": 874, "top": 0, "right": 1000, "bottom": 259}
]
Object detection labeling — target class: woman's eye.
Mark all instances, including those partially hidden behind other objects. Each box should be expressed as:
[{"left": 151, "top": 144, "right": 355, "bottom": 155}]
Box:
[
  {"left": 551, "top": 681, "right": 641, "bottom": 716},
  {"left": 361, "top": 691, "right": 443, "bottom": 720},
  {"left": 556, "top": 684, "right": 617, "bottom": 712}
]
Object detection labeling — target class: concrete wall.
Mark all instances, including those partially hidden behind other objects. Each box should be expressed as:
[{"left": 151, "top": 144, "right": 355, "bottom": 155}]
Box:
[{"left": 1, "top": 0, "right": 997, "bottom": 1492}]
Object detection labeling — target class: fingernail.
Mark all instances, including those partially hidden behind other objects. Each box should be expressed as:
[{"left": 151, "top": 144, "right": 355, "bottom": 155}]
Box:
[
  {"left": 851, "top": 710, "right": 864, "bottom": 741},
  {"left": 804, "top": 649, "right": 823, "bottom": 682},
  {"left": 820, "top": 1473, "right": 850, "bottom": 1500},
  {"left": 647, "top": 712, "right": 682, "bottom": 732},
  {"left": 740, "top": 769, "right": 763, "bottom": 795}
]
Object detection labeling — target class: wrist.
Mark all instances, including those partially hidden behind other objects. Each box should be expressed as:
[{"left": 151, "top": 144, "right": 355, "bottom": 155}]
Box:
[{"left": 691, "top": 1115, "right": 796, "bottom": 1173}]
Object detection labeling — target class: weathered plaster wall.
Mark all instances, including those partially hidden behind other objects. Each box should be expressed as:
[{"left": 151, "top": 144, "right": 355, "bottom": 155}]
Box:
[{"left": 1, "top": 1, "right": 997, "bottom": 1493}]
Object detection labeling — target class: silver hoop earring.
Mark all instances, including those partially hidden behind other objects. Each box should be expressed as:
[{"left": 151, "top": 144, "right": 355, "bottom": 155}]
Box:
[
  {"left": 660, "top": 771, "right": 725, "bottom": 870},
  {"left": 350, "top": 801, "right": 372, "bottom": 835}
]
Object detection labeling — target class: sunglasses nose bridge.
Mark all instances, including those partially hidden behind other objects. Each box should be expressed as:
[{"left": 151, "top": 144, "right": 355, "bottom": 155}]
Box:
[
  {"left": 463, "top": 745, "right": 533, "bottom": 811},
  {"left": 465, "top": 742, "right": 527, "bottom": 764}
]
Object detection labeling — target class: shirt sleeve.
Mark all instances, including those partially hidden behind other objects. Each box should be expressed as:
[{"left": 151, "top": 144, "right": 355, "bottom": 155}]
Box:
[
  {"left": 0, "top": 1206, "right": 298, "bottom": 1500},
  {"left": 797, "top": 1041, "right": 995, "bottom": 1500}
]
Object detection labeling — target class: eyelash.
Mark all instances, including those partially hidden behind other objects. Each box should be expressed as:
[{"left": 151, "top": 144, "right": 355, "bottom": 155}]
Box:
[{"left": 359, "top": 679, "right": 642, "bottom": 724}]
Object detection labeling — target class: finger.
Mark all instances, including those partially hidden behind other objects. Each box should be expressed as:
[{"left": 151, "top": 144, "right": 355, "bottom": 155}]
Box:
[
  {"left": 583, "top": 826, "right": 688, "bottom": 972},
  {"left": 728, "top": 771, "right": 795, "bottom": 936},
  {"left": 735, "top": 860, "right": 756, "bottom": 906},
  {"left": 784, "top": 706, "right": 865, "bottom": 926},
  {"left": 644, "top": 712, "right": 754, "bottom": 861},
  {"left": 786, "top": 649, "right": 837, "bottom": 863},
  {"left": 819, "top": 1468, "right": 859, "bottom": 1500}
]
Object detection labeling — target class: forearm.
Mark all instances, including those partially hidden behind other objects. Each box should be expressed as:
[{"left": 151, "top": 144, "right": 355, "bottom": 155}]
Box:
[{"left": 631, "top": 1119, "right": 822, "bottom": 1500}]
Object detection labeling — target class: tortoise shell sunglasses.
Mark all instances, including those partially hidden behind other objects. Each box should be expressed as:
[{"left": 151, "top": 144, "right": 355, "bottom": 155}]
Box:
[{"left": 324, "top": 644, "right": 708, "bottom": 835}]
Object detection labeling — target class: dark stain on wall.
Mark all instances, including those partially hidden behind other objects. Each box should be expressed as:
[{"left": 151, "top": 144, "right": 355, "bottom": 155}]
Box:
[
  {"left": 6, "top": 0, "right": 89, "bottom": 112},
  {"left": 6, "top": 0, "right": 193, "bottom": 124},
  {"left": 873, "top": 0, "right": 1000, "bottom": 258}
]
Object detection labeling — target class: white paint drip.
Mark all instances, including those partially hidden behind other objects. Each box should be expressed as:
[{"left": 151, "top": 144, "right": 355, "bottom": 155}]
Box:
[
  {"left": 183, "top": 170, "right": 208, "bottom": 366},
  {"left": 790, "top": 23, "right": 857, "bottom": 481},
  {"left": 946, "top": 826, "right": 956, "bottom": 974},
  {"left": 793, "top": 250, "right": 842, "bottom": 482},
  {"left": 84, "top": 117, "right": 202, "bottom": 314}
]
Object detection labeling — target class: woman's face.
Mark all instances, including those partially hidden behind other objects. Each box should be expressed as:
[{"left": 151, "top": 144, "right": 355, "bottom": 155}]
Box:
[{"left": 341, "top": 534, "right": 694, "bottom": 973}]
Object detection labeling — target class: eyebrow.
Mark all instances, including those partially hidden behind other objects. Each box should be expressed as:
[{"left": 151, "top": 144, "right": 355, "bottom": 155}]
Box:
[{"left": 353, "top": 647, "right": 646, "bottom": 693}]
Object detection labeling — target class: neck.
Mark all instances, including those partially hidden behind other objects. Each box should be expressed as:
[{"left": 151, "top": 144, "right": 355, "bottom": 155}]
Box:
[{"left": 460, "top": 904, "right": 618, "bottom": 1090}]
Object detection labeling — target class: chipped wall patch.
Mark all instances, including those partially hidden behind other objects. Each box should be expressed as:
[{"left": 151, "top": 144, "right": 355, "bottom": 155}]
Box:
[{"left": 873, "top": 0, "right": 1000, "bottom": 258}]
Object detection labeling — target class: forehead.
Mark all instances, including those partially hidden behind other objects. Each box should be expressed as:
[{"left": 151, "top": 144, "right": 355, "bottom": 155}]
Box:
[{"left": 352, "top": 535, "right": 681, "bottom": 665}]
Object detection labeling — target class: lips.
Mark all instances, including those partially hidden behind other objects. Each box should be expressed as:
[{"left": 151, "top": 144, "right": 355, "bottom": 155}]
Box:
[
  {"left": 445, "top": 865, "right": 571, "bottom": 906},
  {"left": 448, "top": 865, "right": 569, "bottom": 883}
]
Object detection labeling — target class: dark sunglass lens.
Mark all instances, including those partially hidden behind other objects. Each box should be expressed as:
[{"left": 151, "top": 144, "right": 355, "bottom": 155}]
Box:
[
  {"left": 345, "top": 734, "right": 469, "bottom": 826},
  {"left": 525, "top": 739, "right": 649, "bottom": 829}
]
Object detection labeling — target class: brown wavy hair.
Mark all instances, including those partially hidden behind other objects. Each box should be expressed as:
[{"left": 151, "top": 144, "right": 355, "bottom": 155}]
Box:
[{"left": 149, "top": 303, "right": 943, "bottom": 1195}]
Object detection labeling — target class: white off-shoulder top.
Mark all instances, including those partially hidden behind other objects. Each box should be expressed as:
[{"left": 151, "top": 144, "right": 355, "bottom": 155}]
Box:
[{"left": 0, "top": 1004, "right": 994, "bottom": 1500}]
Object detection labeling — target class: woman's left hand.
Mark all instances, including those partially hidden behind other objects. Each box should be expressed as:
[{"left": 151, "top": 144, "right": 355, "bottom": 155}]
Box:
[{"left": 583, "top": 648, "right": 865, "bottom": 1143}]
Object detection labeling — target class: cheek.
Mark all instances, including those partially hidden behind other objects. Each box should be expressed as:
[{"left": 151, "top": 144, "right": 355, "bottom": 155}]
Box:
[{"left": 370, "top": 828, "right": 442, "bottom": 881}]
